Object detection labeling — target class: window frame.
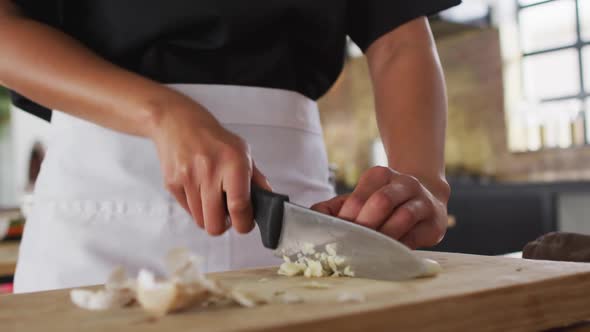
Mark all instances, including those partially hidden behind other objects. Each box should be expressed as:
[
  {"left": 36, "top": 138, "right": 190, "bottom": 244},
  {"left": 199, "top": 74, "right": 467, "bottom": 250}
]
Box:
[{"left": 517, "top": 0, "right": 589, "bottom": 144}]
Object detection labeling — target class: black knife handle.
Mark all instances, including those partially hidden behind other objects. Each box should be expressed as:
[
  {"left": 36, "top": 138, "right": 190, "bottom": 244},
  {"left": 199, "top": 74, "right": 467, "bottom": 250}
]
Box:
[
  {"left": 222, "top": 185, "right": 289, "bottom": 249},
  {"left": 251, "top": 185, "right": 289, "bottom": 249}
]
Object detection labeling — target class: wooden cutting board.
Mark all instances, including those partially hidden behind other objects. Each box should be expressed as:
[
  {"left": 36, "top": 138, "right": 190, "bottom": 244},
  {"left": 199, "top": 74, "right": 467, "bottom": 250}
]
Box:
[{"left": 2, "top": 251, "right": 590, "bottom": 332}]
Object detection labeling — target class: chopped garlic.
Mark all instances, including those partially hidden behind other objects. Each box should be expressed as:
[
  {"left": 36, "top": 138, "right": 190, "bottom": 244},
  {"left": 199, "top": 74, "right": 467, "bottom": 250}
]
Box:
[
  {"left": 277, "top": 242, "right": 355, "bottom": 278},
  {"left": 301, "top": 242, "right": 316, "bottom": 255},
  {"left": 333, "top": 256, "right": 346, "bottom": 266},
  {"left": 327, "top": 256, "right": 338, "bottom": 272},
  {"left": 278, "top": 262, "right": 306, "bottom": 276},
  {"left": 303, "top": 259, "right": 324, "bottom": 278},
  {"left": 337, "top": 292, "right": 366, "bottom": 303},
  {"left": 343, "top": 266, "right": 355, "bottom": 277},
  {"left": 325, "top": 243, "right": 338, "bottom": 256},
  {"left": 230, "top": 290, "right": 265, "bottom": 308}
]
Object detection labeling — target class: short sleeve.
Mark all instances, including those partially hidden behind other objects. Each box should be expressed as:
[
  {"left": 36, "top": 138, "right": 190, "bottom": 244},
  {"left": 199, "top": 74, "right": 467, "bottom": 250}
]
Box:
[{"left": 347, "top": 0, "right": 462, "bottom": 51}]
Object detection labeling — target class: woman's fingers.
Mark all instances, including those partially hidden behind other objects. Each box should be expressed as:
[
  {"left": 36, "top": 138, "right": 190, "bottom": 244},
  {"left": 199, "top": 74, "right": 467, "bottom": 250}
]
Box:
[
  {"left": 223, "top": 163, "right": 255, "bottom": 234},
  {"left": 338, "top": 166, "right": 394, "bottom": 221},
  {"left": 379, "top": 198, "right": 432, "bottom": 241},
  {"left": 252, "top": 162, "right": 273, "bottom": 191},
  {"left": 201, "top": 182, "right": 228, "bottom": 236},
  {"left": 311, "top": 195, "right": 349, "bottom": 216},
  {"left": 355, "top": 183, "right": 415, "bottom": 230},
  {"left": 399, "top": 217, "right": 445, "bottom": 249},
  {"left": 167, "top": 184, "right": 190, "bottom": 215},
  {"left": 184, "top": 183, "right": 204, "bottom": 229}
]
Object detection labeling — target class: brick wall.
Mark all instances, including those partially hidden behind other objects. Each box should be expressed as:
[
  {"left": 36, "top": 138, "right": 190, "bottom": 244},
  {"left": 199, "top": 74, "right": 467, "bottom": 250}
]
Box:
[{"left": 319, "top": 22, "right": 590, "bottom": 185}]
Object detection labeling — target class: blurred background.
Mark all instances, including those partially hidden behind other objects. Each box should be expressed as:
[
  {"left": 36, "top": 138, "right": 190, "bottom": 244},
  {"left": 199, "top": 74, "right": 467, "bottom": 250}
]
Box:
[{"left": 1, "top": 0, "right": 589, "bottom": 265}]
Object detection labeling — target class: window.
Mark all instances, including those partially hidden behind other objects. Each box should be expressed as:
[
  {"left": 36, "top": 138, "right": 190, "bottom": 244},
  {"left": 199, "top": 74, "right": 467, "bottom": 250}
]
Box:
[{"left": 509, "top": 0, "right": 589, "bottom": 151}]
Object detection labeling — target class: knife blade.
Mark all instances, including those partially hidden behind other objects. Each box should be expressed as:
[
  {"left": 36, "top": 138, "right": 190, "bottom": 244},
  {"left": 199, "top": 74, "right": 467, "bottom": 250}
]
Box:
[{"left": 250, "top": 186, "right": 429, "bottom": 281}]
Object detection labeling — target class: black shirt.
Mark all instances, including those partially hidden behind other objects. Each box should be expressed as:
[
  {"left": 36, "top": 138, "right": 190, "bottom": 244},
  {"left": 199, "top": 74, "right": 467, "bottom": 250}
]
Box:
[{"left": 11, "top": 0, "right": 461, "bottom": 121}]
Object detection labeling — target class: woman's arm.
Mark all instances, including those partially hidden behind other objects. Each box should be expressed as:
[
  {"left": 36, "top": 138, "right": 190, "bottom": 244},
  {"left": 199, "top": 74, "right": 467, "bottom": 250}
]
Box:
[
  {"left": 0, "top": 0, "right": 271, "bottom": 235},
  {"left": 366, "top": 17, "right": 448, "bottom": 202},
  {"left": 313, "top": 17, "right": 449, "bottom": 249},
  {"left": 0, "top": 0, "right": 181, "bottom": 136}
]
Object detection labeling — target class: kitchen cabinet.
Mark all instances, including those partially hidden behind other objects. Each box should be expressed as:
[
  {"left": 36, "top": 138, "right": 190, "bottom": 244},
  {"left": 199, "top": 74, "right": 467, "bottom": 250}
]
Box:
[{"left": 430, "top": 181, "right": 590, "bottom": 255}]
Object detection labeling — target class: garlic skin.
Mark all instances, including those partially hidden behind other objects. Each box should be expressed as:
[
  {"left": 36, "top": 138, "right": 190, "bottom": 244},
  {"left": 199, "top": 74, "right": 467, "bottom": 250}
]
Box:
[
  {"left": 70, "top": 267, "right": 135, "bottom": 311},
  {"left": 70, "top": 289, "right": 118, "bottom": 311},
  {"left": 136, "top": 269, "right": 211, "bottom": 317},
  {"left": 71, "top": 248, "right": 268, "bottom": 316}
]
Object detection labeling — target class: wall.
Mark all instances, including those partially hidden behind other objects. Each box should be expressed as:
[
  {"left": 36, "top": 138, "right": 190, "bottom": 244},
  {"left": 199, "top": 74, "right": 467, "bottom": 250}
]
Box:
[
  {"left": 318, "top": 58, "right": 378, "bottom": 186},
  {"left": 437, "top": 22, "right": 590, "bottom": 182},
  {"left": 0, "top": 88, "right": 13, "bottom": 205},
  {"left": 318, "top": 22, "right": 509, "bottom": 185},
  {"left": 320, "top": 21, "right": 590, "bottom": 185}
]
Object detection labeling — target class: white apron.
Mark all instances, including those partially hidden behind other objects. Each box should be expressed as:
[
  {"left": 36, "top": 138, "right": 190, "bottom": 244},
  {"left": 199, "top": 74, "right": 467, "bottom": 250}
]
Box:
[{"left": 13, "top": 84, "right": 335, "bottom": 293}]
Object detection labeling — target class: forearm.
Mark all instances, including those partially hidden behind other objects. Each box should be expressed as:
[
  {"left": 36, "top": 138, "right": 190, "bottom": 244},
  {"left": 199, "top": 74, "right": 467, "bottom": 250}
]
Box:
[
  {"left": 0, "top": 2, "right": 203, "bottom": 137},
  {"left": 369, "top": 36, "right": 449, "bottom": 202}
]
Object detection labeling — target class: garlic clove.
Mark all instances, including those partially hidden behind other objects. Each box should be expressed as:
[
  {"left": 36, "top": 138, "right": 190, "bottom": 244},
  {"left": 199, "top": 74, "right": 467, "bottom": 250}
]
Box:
[
  {"left": 136, "top": 269, "right": 211, "bottom": 317},
  {"left": 70, "top": 289, "right": 117, "bottom": 311},
  {"left": 421, "top": 258, "right": 442, "bottom": 277}
]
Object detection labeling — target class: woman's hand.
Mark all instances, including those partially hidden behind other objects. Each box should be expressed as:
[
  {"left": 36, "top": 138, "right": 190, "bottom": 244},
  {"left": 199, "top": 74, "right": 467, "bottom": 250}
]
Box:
[
  {"left": 148, "top": 94, "right": 272, "bottom": 236},
  {"left": 311, "top": 166, "right": 449, "bottom": 249},
  {"left": 0, "top": 1, "right": 271, "bottom": 236}
]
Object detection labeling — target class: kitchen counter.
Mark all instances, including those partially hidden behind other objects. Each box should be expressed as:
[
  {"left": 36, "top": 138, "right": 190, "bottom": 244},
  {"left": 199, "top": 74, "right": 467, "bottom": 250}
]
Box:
[
  {"left": 2, "top": 251, "right": 590, "bottom": 331},
  {"left": 0, "top": 241, "right": 18, "bottom": 276}
]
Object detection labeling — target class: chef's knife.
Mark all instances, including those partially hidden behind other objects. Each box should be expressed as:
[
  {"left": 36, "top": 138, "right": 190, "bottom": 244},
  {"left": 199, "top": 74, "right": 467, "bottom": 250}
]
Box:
[{"left": 249, "top": 185, "right": 432, "bottom": 281}]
